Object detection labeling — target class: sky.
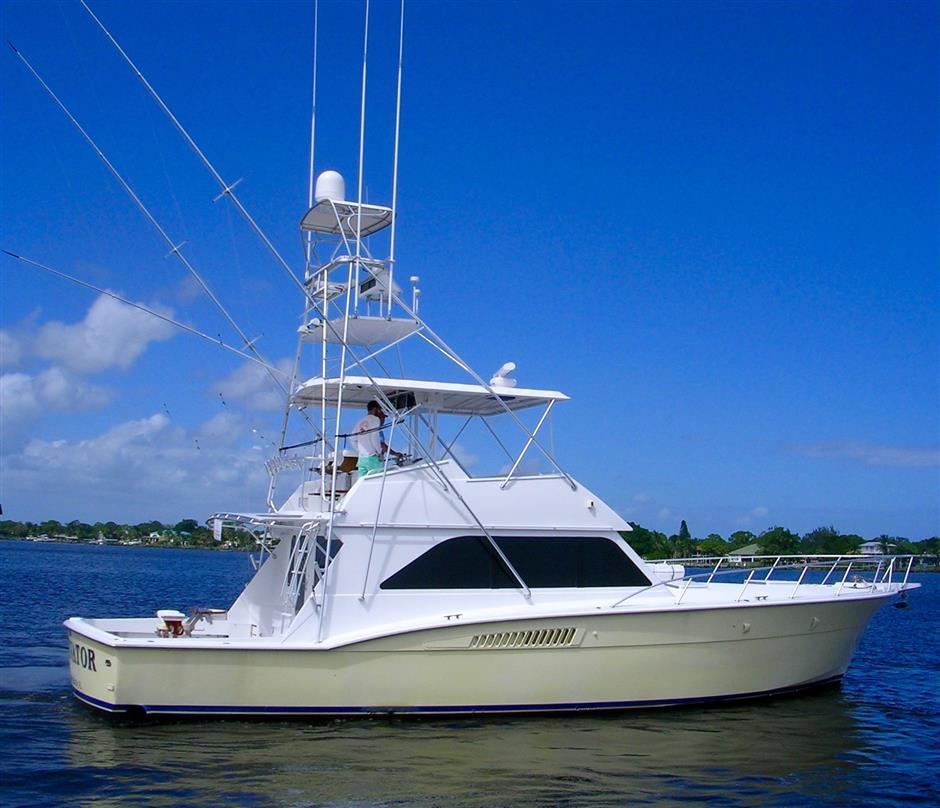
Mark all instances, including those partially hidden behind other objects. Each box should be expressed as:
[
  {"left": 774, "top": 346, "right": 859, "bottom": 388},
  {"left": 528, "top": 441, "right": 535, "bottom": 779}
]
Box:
[{"left": 0, "top": 0, "right": 937, "bottom": 540}]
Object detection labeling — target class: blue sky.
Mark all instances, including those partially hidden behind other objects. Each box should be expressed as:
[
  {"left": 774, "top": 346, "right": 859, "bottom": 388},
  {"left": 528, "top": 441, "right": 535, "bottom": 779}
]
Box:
[{"left": 1, "top": 0, "right": 937, "bottom": 539}]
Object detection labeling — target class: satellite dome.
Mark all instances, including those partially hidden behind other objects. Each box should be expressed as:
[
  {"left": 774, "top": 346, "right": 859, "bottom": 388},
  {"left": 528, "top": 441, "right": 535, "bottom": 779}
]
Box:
[{"left": 314, "top": 170, "right": 346, "bottom": 202}]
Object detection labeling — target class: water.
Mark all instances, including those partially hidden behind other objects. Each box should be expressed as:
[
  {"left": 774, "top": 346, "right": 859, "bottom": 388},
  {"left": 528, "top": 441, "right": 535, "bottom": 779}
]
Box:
[{"left": 1, "top": 540, "right": 937, "bottom": 806}]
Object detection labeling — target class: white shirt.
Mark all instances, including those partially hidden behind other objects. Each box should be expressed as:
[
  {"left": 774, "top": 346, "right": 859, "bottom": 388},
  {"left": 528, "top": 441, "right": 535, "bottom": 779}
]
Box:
[{"left": 352, "top": 413, "right": 383, "bottom": 458}]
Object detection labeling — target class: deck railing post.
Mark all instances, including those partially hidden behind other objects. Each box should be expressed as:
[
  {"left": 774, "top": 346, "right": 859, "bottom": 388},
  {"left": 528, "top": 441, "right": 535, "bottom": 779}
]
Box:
[
  {"left": 675, "top": 577, "right": 694, "bottom": 606},
  {"left": 902, "top": 556, "right": 914, "bottom": 587},
  {"left": 788, "top": 563, "right": 810, "bottom": 599},
  {"left": 835, "top": 561, "right": 854, "bottom": 596},
  {"left": 737, "top": 569, "right": 756, "bottom": 602},
  {"left": 821, "top": 555, "right": 842, "bottom": 586},
  {"left": 706, "top": 557, "right": 724, "bottom": 584},
  {"left": 871, "top": 559, "right": 884, "bottom": 591}
]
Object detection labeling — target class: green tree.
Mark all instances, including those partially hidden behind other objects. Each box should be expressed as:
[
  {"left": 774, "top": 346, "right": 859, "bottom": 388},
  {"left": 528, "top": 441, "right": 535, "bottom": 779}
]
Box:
[
  {"left": 66, "top": 520, "right": 95, "bottom": 541},
  {"left": 801, "top": 525, "right": 840, "bottom": 554},
  {"left": 759, "top": 526, "right": 801, "bottom": 555},
  {"left": 697, "top": 533, "right": 727, "bottom": 557},
  {"left": 175, "top": 519, "right": 200, "bottom": 534},
  {"left": 873, "top": 534, "right": 897, "bottom": 554},
  {"left": 728, "top": 530, "right": 757, "bottom": 550},
  {"left": 0, "top": 520, "right": 30, "bottom": 537},
  {"left": 838, "top": 534, "right": 864, "bottom": 554},
  {"left": 622, "top": 524, "right": 671, "bottom": 559},
  {"left": 671, "top": 520, "right": 694, "bottom": 558}
]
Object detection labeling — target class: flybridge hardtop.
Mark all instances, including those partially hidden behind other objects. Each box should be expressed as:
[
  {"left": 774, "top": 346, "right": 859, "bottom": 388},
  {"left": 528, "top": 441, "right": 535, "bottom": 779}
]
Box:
[
  {"left": 292, "top": 375, "right": 570, "bottom": 415},
  {"left": 43, "top": 2, "right": 916, "bottom": 718}
]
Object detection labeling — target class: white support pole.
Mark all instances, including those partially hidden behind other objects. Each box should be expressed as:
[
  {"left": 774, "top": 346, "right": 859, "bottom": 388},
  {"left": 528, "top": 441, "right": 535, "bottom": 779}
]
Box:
[
  {"left": 500, "top": 400, "right": 556, "bottom": 489},
  {"left": 387, "top": 0, "right": 406, "bottom": 316},
  {"left": 353, "top": 0, "right": 370, "bottom": 313},
  {"left": 308, "top": 0, "right": 319, "bottom": 212}
]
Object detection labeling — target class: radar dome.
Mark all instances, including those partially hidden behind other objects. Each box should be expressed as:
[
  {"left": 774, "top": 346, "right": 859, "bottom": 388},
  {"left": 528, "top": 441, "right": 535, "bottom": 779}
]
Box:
[{"left": 314, "top": 170, "right": 346, "bottom": 202}]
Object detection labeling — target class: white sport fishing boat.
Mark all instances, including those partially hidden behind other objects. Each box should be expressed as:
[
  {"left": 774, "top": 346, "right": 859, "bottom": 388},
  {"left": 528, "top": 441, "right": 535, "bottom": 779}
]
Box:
[{"left": 60, "top": 5, "right": 918, "bottom": 717}]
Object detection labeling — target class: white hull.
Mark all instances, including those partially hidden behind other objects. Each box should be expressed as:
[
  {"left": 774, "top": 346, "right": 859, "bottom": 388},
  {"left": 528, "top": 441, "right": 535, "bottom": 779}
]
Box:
[{"left": 67, "top": 594, "right": 886, "bottom": 716}]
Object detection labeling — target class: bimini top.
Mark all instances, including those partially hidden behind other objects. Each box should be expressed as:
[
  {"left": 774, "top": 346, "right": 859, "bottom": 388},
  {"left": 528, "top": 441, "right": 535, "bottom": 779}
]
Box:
[
  {"left": 300, "top": 199, "right": 393, "bottom": 237},
  {"left": 292, "top": 375, "right": 569, "bottom": 416}
]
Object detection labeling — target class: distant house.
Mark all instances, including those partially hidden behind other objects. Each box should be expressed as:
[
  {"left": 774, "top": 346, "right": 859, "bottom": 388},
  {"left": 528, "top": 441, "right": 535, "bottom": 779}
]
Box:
[
  {"left": 727, "top": 543, "right": 763, "bottom": 565},
  {"left": 859, "top": 540, "right": 895, "bottom": 556}
]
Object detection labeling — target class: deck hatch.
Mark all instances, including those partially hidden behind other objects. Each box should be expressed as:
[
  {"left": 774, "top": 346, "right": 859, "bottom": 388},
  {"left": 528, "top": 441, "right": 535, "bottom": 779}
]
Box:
[{"left": 469, "top": 627, "right": 578, "bottom": 649}]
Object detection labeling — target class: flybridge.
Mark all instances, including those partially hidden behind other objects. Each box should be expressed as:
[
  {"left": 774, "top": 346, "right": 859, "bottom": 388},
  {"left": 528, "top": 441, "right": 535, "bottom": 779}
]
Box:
[{"left": 292, "top": 376, "right": 569, "bottom": 416}]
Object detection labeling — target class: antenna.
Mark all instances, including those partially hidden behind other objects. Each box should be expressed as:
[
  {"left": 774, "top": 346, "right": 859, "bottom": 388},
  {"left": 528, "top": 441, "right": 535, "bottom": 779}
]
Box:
[{"left": 490, "top": 362, "right": 518, "bottom": 388}]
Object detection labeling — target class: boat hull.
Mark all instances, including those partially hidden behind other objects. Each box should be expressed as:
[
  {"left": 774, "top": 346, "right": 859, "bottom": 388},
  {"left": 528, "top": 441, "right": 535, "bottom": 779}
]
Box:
[{"left": 67, "top": 595, "right": 885, "bottom": 716}]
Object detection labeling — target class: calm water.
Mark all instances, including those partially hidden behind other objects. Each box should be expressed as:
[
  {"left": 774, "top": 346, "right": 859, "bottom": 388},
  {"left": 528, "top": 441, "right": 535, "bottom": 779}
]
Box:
[{"left": 0, "top": 540, "right": 937, "bottom": 807}]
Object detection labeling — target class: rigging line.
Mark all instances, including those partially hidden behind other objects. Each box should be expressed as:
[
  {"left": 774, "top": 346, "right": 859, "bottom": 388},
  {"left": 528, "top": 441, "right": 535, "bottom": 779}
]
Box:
[
  {"left": 2, "top": 251, "right": 288, "bottom": 378},
  {"left": 279, "top": 437, "right": 321, "bottom": 452},
  {"left": 387, "top": 0, "right": 405, "bottom": 314},
  {"left": 8, "top": 43, "right": 290, "bottom": 397},
  {"left": 79, "top": 0, "right": 307, "bottom": 298}
]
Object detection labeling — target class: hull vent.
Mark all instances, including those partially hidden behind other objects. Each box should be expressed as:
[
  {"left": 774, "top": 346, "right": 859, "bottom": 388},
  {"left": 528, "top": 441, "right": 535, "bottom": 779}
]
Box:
[{"left": 469, "top": 627, "right": 577, "bottom": 649}]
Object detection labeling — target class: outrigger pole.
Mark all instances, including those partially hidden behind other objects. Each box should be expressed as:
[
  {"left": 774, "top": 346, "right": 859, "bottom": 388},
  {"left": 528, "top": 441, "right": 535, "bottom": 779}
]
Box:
[
  {"left": 387, "top": 0, "right": 406, "bottom": 314},
  {"left": 1, "top": 251, "right": 289, "bottom": 377},
  {"left": 7, "top": 42, "right": 295, "bottom": 407},
  {"left": 79, "top": 0, "right": 308, "bottom": 299}
]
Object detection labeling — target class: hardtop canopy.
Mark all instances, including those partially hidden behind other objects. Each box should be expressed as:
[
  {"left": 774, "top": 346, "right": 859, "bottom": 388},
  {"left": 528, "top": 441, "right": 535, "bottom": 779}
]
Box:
[{"left": 292, "top": 375, "right": 569, "bottom": 416}]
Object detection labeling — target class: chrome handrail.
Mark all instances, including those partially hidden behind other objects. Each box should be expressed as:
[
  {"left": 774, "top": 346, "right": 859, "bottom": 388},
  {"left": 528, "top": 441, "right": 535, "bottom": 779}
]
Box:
[{"left": 613, "top": 555, "right": 918, "bottom": 609}]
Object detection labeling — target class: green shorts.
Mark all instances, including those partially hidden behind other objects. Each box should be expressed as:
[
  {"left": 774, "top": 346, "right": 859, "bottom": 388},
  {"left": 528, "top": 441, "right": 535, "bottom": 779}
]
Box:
[{"left": 357, "top": 455, "right": 383, "bottom": 476}]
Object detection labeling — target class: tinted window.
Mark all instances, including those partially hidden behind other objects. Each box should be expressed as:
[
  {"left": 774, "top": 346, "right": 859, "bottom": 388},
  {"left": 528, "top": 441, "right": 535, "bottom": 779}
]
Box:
[
  {"left": 380, "top": 537, "right": 517, "bottom": 590},
  {"left": 380, "top": 536, "right": 650, "bottom": 590}
]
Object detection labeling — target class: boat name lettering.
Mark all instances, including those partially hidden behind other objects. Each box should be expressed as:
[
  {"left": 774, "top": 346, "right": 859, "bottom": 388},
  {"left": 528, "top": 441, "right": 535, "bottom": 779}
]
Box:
[{"left": 70, "top": 641, "right": 97, "bottom": 672}]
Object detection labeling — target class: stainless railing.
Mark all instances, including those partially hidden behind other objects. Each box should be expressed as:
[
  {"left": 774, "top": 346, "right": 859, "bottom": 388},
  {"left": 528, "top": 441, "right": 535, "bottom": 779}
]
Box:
[{"left": 613, "top": 555, "right": 917, "bottom": 608}]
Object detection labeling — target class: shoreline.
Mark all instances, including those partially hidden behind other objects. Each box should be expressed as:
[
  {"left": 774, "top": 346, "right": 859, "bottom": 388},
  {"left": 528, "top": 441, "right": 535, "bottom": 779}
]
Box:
[{"left": 0, "top": 535, "right": 250, "bottom": 552}]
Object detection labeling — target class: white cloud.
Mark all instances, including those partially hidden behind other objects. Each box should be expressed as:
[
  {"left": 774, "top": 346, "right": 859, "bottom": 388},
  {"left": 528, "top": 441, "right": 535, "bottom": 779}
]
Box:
[
  {"left": 34, "top": 294, "right": 176, "bottom": 374},
  {"left": 0, "top": 330, "right": 26, "bottom": 369},
  {"left": 4, "top": 412, "right": 270, "bottom": 520},
  {"left": 789, "top": 440, "right": 939, "bottom": 468},
  {"left": 1, "top": 368, "right": 111, "bottom": 428},
  {"left": 197, "top": 411, "right": 245, "bottom": 445},
  {"left": 633, "top": 492, "right": 654, "bottom": 504},
  {"left": 213, "top": 358, "right": 293, "bottom": 411},
  {"left": 0, "top": 373, "right": 38, "bottom": 423}
]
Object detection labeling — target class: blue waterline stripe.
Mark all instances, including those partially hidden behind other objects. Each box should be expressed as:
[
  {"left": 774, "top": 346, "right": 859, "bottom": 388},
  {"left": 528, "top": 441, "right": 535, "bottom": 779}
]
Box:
[{"left": 72, "top": 675, "right": 844, "bottom": 716}]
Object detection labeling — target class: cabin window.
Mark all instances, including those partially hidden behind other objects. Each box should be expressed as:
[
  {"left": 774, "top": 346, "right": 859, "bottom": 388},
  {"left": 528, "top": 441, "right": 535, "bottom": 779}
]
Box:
[{"left": 379, "top": 536, "right": 650, "bottom": 590}]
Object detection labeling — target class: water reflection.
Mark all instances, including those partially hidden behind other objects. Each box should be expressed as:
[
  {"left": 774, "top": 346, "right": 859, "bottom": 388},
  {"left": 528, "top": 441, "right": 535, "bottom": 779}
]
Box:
[{"left": 63, "top": 690, "right": 865, "bottom": 806}]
